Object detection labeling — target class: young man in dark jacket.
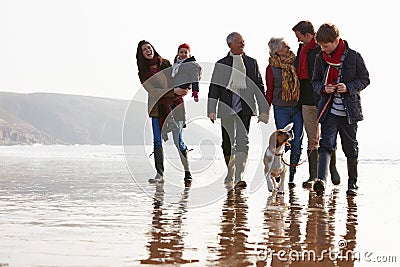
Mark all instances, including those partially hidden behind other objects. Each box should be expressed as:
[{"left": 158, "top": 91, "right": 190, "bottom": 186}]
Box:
[
  {"left": 312, "top": 23, "right": 370, "bottom": 196},
  {"left": 292, "top": 21, "right": 341, "bottom": 188}
]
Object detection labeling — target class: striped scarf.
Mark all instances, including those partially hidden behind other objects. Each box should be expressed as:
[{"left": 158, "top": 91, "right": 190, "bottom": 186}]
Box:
[{"left": 269, "top": 51, "right": 300, "bottom": 101}]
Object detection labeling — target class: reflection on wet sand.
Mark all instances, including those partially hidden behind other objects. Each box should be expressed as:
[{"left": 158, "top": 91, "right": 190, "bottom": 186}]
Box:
[
  {"left": 255, "top": 189, "right": 358, "bottom": 267},
  {"left": 291, "top": 190, "right": 338, "bottom": 267},
  {"left": 257, "top": 191, "right": 291, "bottom": 267},
  {"left": 213, "top": 188, "right": 252, "bottom": 267},
  {"left": 139, "top": 182, "right": 360, "bottom": 266},
  {"left": 140, "top": 184, "right": 199, "bottom": 264},
  {"left": 337, "top": 196, "right": 358, "bottom": 267}
]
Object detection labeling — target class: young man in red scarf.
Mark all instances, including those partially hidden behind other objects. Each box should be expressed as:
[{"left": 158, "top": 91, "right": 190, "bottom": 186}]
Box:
[
  {"left": 292, "top": 21, "right": 341, "bottom": 189},
  {"left": 311, "top": 23, "right": 370, "bottom": 196}
]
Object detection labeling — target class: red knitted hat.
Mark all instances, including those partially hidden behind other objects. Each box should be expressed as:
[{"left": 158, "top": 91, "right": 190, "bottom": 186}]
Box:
[{"left": 178, "top": 43, "right": 190, "bottom": 52}]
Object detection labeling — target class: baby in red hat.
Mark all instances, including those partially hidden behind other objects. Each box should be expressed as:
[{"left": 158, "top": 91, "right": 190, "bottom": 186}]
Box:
[{"left": 171, "top": 43, "right": 202, "bottom": 102}]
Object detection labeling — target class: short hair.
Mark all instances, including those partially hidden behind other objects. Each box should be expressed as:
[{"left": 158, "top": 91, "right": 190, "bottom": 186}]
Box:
[
  {"left": 268, "top": 37, "right": 284, "bottom": 56},
  {"left": 315, "top": 23, "right": 340, "bottom": 43},
  {"left": 226, "top": 32, "right": 239, "bottom": 45},
  {"left": 292, "top": 21, "right": 315, "bottom": 35}
]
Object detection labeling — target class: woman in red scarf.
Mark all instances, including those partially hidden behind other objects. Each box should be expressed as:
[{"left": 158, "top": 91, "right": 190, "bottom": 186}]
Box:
[
  {"left": 136, "top": 40, "right": 192, "bottom": 186},
  {"left": 311, "top": 24, "right": 370, "bottom": 196}
]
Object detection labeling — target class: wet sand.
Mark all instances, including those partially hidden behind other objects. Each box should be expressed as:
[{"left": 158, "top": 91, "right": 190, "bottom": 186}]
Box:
[
  {"left": 138, "top": 160, "right": 399, "bottom": 267},
  {"left": 0, "top": 146, "right": 399, "bottom": 266}
]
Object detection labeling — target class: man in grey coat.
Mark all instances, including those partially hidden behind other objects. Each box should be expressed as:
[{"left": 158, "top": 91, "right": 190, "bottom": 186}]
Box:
[{"left": 208, "top": 32, "right": 270, "bottom": 188}]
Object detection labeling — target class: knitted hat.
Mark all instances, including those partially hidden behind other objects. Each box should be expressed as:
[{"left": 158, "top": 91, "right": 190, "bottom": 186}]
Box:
[{"left": 178, "top": 43, "right": 190, "bottom": 52}]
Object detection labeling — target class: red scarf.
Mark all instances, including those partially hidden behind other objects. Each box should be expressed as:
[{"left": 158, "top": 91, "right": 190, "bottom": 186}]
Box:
[
  {"left": 322, "top": 39, "right": 345, "bottom": 85},
  {"left": 297, "top": 38, "right": 317, "bottom": 80},
  {"left": 143, "top": 57, "right": 161, "bottom": 81}
]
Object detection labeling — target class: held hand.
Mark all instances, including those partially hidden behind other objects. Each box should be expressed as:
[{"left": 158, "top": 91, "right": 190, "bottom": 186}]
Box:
[
  {"left": 174, "top": 87, "right": 189, "bottom": 96},
  {"left": 336, "top": 83, "right": 348, "bottom": 93},
  {"left": 324, "top": 84, "right": 336, "bottom": 94},
  {"left": 325, "top": 83, "right": 348, "bottom": 94},
  {"left": 208, "top": 113, "right": 216, "bottom": 123},
  {"left": 257, "top": 112, "right": 269, "bottom": 124}
]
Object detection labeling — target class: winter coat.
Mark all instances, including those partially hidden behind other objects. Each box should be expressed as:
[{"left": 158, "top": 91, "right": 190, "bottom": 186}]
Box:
[
  {"left": 312, "top": 41, "right": 370, "bottom": 124},
  {"left": 141, "top": 59, "right": 180, "bottom": 118},
  {"left": 207, "top": 53, "right": 268, "bottom": 118},
  {"left": 172, "top": 56, "right": 201, "bottom": 91}
]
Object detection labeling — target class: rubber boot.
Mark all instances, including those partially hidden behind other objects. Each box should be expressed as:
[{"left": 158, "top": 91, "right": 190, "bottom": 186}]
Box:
[
  {"left": 234, "top": 152, "right": 248, "bottom": 188},
  {"left": 179, "top": 149, "right": 192, "bottom": 187},
  {"left": 330, "top": 149, "right": 341, "bottom": 185},
  {"left": 224, "top": 154, "right": 236, "bottom": 185},
  {"left": 346, "top": 158, "right": 358, "bottom": 196},
  {"left": 302, "top": 149, "right": 318, "bottom": 188},
  {"left": 313, "top": 150, "right": 331, "bottom": 195},
  {"left": 148, "top": 147, "right": 164, "bottom": 183},
  {"left": 288, "top": 153, "right": 301, "bottom": 189}
]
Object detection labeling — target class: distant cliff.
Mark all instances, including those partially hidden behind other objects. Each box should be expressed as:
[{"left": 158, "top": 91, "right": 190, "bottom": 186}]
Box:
[
  {"left": 0, "top": 92, "right": 219, "bottom": 146},
  {"left": 0, "top": 107, "right": 61, "bottom": 145},
  {"left": 0, "top": 92, "right": 129, "bottom": 145}
]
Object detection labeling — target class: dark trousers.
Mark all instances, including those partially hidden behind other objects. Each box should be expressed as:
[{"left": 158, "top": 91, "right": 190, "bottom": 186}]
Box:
[
  {"left": 220, "top": 111, "right": 251, "bottom": 157},
  {"left": 319, "top": 113, "right": 358, "bottom": 158},
  {"left": 273, "top": 105, "right": 304, "bottom": 155}
]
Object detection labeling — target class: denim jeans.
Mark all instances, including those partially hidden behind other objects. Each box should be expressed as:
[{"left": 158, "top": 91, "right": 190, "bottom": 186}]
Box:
[
  {"left": 152, "top": 117, "right": 187, "bottom": 151},
  {"left": 273, "top": 105, "right": 303, "bottom": 155}
]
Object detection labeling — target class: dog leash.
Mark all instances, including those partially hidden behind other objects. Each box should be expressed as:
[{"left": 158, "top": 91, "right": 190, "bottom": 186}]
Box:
[
  {"left": 281, "top": 94, "right": 333, "bottom": 167},
  {"left": 280, "top": 49, "right": 348, "bottom": 168}
]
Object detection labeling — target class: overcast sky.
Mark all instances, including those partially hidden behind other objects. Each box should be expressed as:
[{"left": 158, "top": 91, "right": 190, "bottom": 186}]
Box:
[{"left": 0, "top": 0, "right": 398, "bottom": 152}]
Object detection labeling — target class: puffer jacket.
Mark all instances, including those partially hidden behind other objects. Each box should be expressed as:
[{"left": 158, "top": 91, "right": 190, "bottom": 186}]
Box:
[{"left": 312, "top": 41, "right": 370, "bottom": 124}]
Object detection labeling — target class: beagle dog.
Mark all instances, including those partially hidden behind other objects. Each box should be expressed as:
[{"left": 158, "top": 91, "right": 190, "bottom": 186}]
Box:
[{"left": 263, "top": 123, "right": 294, "bottom": 194}]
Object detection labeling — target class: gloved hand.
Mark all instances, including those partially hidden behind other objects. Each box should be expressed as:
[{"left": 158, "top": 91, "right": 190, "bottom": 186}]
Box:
[{"left": 192, "top": 91, "right": 199, "bottom": 102}]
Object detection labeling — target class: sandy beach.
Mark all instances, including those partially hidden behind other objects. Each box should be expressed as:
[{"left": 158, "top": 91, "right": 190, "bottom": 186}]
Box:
[{"left": 0, "top": 145, "right": 399, "bottom": 266}]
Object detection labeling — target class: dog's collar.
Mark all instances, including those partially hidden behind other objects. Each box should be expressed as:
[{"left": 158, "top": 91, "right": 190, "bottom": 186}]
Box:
[{"left": 267, "top": 147, "right": 284, "bottom": 157}]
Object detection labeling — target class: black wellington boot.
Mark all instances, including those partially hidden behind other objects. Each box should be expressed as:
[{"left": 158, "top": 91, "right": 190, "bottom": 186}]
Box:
[
  {"left": 330, "top": 149, "right": 341, "bottom": 185},
  {"left": 179, "top": 149, "right": 192, "bottom": 187},
  {"left": 148, "top": 147, "right": 164, "bottom": 183},
  {"left": 302, "top": 149, "right": 318, "bottom": 188},
  {"left": 346, "top": 158, "right": 358, "bottom": 196},
  {"left": 313, "top": 150, "right": 331, "bottom": 195},
  {"left": 288, "top": 153, "right": 301, "bottom": 189}
]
